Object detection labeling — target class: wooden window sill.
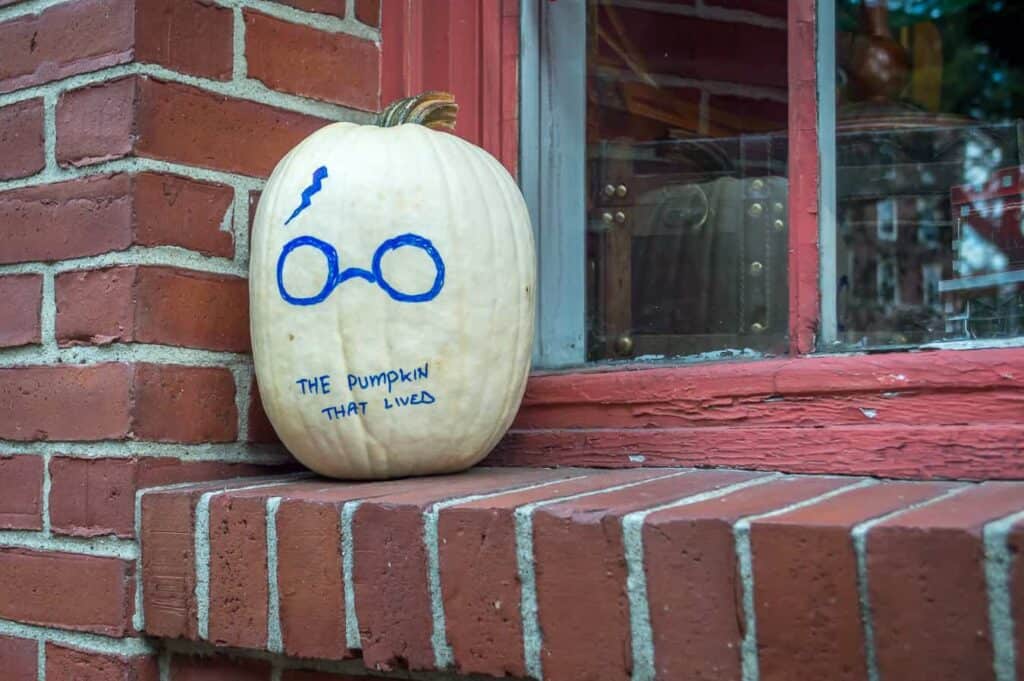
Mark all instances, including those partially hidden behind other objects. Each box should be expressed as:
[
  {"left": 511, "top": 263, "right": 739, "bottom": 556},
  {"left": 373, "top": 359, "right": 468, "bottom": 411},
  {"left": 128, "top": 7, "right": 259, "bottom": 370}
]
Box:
[{"left": 489, "top": 346, "right": 1024, "bottom": 481}]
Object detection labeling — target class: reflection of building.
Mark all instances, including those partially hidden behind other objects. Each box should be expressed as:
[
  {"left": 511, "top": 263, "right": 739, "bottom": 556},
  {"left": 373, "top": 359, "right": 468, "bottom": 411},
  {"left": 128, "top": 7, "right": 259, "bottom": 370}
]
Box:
[
  {"left": 835, "top": 121, "right": 1023, "bottom": 345},
  {"left": 943, "top": 163, "right": 1024, "bottom": 338}
]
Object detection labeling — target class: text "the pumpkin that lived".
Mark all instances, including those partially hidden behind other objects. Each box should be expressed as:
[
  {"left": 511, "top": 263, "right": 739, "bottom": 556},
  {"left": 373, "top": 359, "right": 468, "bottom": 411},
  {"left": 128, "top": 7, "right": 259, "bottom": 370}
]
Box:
[{"left": 294, "top": 362, "right": 436, "bottom": 420}]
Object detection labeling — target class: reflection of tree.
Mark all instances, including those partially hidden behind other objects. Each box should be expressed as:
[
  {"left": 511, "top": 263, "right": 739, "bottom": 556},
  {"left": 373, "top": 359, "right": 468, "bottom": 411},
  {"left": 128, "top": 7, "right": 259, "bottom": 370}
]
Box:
[{"left": 838, "top": 0, "right": 1024, "bottom": 120}]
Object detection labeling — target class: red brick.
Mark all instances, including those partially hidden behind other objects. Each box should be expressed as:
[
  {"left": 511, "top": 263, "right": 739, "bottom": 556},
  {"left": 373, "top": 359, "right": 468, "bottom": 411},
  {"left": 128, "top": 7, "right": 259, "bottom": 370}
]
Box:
[
  {"left": 137, "top": 460, "right": 290, "bottom": 489},
  {"left": 269, "top": 0, "right": 345, "bottom": 18},
  {"left": 134, "top": 268, "right": 248, "bottom": 351},
  {"left": 275, "top": 496, "right": 346, "bottom": 659},
  {"left": 0, "top": 454, "right": 43, "bottom": 530},
  {"left": 0, "top": 0, "right": 134, "bottom": 94},
  {"left": 0, "top": 173, "right": 234, "bottom": 265},
  {"left": 49, "top": 456, "right": 280, "bottom": 538},
  {"left": 750, "top": 482, "right": 959, "bottom": 681},
  {"left": 438, "top": 469, "right": 667, "bottom": 677},
  {"left": 532, "top": 470, "right": 759, "bottom": 681},
  {"left": 244, "top": 11, "right": 379, "bottom": 110},
  {"left": 0, "top": 0, "right": 232, "bottom": 94},
  {"left": 248, "top": 190, "right": 262, "bottom": 236},
  {"left": 354, "top": 0, "right": 379, "bottom": 27},
  {"left": 141, "top": 481, "right": 223, "bottom": 639},
  {"left": 169, "top": 654, "right": 271, "bottom": 681},
  {"left": 0, "top": 364, "right": 237, "bottom": 443},
  {"left": 140, "top": 477, "right": 303, "bottom": 640},
  {"left": 0, "top": 548, "right": 133, "bottom": 635},
  {"left": 0, "top": 175, "right": 133, "bottom": 264},
  {"left": 0, "top": 274, "right": 42, "bottom": 347},
  {"left": 56, "top": 76, "right": 137, "bottom": 166},
  {"left": 57, "top": 266, "right": 249, "bottom": 351},
  {"left": 45, "top": 644, "right": 157, "bottom": 681},
  {"left": 208, "top": 493, "right": 271, "bottom": 649},
  {"left": 133, "top": 364, "right": 237, "bottom": 443},
  {"left": 55, "top": 267, "right": 134, "bottom": 346},
  {"left": 0, "top": 364, "right": 132, "bottom": 441},
  {"left": 271, "top": 478, "right": 469, "bottom": 660},
  {"left": 0, "top": 635, "right": 36, "bottom": 681},
  {"left": 642, "top": 476, "right": 856, "bottom": 681},
  {"left": 867, "top": 482, "right": 1024, "bottom": 681},
  {"left": 281, "top": 672, "right": 398, "bottom": 681},
  {"left": 0, "top": 98, "right": 44, "bottom": 180},
  {"left": 248, "top": 377, "right": 280, "bottom": 444},
  {"left": 57, "top": 76, "right": 330, "bottom": 178},
  {"left": 353, "top": 468, "right": 573, "bottom": 670},
  {"left": 134, "top": 0, "right": 233, "bottom": 81},
  {"left": 133, "top": 172, "right": 235, "bottom": 257}
]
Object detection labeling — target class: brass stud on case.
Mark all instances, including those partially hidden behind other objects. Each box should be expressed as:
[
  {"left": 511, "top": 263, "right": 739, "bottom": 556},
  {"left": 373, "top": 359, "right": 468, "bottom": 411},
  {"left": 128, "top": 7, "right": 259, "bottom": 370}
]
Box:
[{"left": 614, "top": 334, "right": 634, "bottom": 356}]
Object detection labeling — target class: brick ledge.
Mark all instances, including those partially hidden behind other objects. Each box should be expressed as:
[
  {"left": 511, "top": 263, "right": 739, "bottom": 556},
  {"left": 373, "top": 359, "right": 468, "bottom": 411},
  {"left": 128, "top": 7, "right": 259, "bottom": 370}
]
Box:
[{"left": 138, "top": 467, "right": 1024, "bottom": 680}]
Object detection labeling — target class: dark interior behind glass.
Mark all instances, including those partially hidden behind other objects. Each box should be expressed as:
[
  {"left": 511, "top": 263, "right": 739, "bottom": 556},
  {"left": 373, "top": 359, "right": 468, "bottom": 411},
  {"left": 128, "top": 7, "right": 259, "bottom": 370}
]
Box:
[{"left": 586, "top": 0, "right": 789, "bottom": 361}]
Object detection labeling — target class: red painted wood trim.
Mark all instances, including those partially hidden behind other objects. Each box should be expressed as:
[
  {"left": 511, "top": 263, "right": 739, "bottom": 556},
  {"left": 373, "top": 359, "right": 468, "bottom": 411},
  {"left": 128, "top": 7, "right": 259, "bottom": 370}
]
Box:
[
  {"left": 787, "top": 0, "right": 820, "bottom": 354},
  {"left": 488, "top": 424, "right": 1024, "bottom": 481},
  {"left": 486, "top": 348, "right": 1024, "bottom": 480},
  {"left": 380, "top": 0, "right": 519, "bottom": 175}
]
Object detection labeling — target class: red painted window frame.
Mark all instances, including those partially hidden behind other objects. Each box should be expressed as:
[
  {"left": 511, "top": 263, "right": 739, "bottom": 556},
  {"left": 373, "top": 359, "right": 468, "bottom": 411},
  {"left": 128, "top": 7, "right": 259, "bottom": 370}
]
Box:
[
  {"left": 381, "top": 0, "right": 1024, "bottom": 481},
  {"left": 380, "top": 0, "right": 519, "bottom": 175}
]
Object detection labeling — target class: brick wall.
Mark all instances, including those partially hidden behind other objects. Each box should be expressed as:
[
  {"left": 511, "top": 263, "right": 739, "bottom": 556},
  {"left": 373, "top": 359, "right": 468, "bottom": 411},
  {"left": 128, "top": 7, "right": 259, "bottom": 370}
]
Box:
[
  {"left": 136, "top": 468, "right": 1024, "bottom": 681},
  {"left": 0, "top": 0, "right": 391, "bottom": 677}
]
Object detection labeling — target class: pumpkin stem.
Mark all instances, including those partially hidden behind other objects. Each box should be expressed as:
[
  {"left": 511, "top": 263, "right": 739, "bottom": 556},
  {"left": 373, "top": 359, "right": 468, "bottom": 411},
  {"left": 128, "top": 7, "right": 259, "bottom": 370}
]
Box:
[{"left": 376, "top": 91, "right": 458, "bottom": 132}]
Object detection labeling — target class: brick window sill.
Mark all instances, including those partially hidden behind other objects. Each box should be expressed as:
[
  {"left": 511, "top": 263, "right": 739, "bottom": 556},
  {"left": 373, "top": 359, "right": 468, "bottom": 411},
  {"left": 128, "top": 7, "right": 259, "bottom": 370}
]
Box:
[{"left": 139, "top": 467, "right": 1024, "bottom": 680}]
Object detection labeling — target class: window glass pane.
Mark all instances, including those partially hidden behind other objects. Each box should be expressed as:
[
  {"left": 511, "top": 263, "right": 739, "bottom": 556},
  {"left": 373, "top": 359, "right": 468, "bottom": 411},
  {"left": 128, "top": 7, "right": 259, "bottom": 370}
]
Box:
[
  {"left": 585, "top": 1, "right": 789, "bottom": 362},
  {"left": 828, "top": 0, "right": 1024, "bottom": 348}
]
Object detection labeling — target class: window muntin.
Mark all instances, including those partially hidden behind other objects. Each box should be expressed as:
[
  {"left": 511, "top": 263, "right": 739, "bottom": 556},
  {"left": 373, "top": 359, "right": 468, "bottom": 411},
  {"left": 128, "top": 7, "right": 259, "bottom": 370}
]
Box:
[
  {"left": 820, "top": 0, "right": 1024, "bottom": 349},
  {"left": 585, "top": 1, "right": 789, "bottom": 362}
]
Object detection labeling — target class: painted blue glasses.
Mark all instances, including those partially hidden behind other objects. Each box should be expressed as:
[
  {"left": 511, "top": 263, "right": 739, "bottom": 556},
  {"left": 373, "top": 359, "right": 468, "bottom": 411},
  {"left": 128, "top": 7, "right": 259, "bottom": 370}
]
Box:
[{"left": 276, "top": 233, "right": 446, "bottom": 306}]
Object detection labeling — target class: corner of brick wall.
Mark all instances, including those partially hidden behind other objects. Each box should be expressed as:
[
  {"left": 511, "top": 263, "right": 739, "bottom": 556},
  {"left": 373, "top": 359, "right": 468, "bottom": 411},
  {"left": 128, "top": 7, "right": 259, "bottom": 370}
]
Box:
[{"left": 0, "top": 0, "right": 381, "bottom": 676}]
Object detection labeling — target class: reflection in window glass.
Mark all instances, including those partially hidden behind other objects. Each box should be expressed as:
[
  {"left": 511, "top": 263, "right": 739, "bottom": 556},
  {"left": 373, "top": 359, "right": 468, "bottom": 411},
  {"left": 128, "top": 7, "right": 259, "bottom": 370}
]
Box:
[
  {"left": 828, "top": 0, "right": 1024, "bottom": 348},
  {"left": 585, "top": 1, "right": 789, "bottom": 361}
]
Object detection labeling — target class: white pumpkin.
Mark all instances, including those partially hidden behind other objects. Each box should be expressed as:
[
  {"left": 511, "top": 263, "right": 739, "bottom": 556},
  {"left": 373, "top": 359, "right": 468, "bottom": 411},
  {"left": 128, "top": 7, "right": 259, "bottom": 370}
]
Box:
[{"left": 249, "top": 93, "right": 535, "bottom": 479}]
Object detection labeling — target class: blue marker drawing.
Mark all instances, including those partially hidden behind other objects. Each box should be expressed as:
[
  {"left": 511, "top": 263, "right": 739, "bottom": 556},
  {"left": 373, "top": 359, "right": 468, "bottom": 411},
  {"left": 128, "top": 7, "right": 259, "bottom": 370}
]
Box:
[
  {"left": 277, "top": 233, "right": 445, "bottom": 305},
  {"left": 284, "top": 166, "right": 328, "bottom": 226}
]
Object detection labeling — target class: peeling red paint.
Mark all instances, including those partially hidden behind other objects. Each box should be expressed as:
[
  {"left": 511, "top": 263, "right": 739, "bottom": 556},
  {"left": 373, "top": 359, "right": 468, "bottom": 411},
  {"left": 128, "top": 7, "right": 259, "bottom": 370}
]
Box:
[
  {"left": 489, "top": 424, "right": 1024, "bottom": 480},
  {"left": 493, "top": 348, "right": 1024, "bottom": 480}
]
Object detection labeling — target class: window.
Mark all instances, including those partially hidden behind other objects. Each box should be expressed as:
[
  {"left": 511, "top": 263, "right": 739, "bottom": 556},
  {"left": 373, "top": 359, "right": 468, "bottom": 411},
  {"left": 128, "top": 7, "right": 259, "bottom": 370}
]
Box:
[
  {"left": 821, "top": 0, "right": 1024, "bottom": 349},
  {"left": 524, "top": 0, "right": 791, "bottom": 366},
  {"left": 523, "top": 0, "right": 1024, "bottom": 367}
]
